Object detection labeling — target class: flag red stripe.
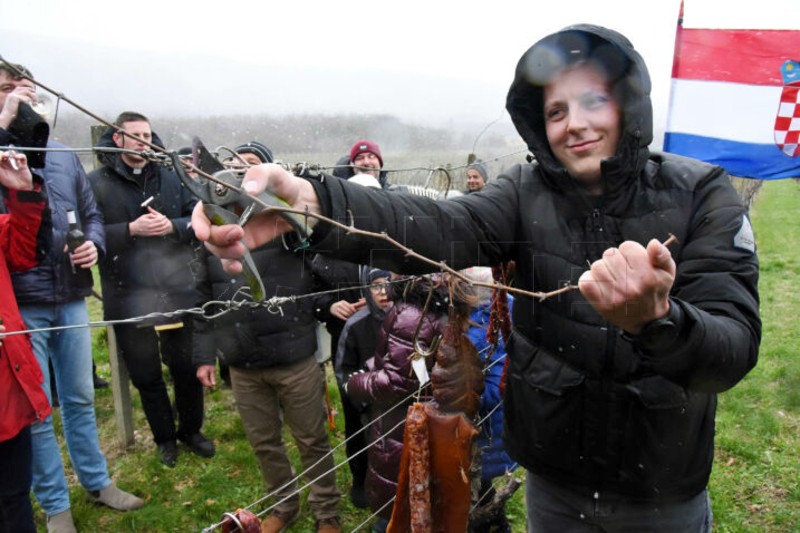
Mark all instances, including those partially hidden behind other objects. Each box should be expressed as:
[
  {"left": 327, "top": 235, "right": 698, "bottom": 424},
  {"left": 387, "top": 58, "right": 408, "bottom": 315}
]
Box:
[{"left": 672, "top": 28, "right": 800, "bottom": 86}]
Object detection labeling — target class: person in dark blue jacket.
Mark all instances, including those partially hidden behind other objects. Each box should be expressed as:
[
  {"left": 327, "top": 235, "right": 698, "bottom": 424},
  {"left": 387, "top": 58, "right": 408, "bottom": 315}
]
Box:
[
  {"left": 89, "top": 111, "right": 213, "bottom": 469},
  {"left": 0, "top": 63, "right": 143, "bottom": 532}
]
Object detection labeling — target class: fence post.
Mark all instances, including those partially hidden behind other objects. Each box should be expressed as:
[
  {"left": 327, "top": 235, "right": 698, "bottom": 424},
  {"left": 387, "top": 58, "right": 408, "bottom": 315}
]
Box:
[
  {"left": 106, "top": 324, "right": 134, "bottom": 447},
  {"left": 91, "top": 124, "right": 135, "bottom": 448}
]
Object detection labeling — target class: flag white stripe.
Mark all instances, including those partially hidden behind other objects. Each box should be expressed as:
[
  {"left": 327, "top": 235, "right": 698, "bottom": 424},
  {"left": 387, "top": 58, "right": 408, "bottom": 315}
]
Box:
[
  {"left": 682, "top": 0, "right": 800, "bottom": 30},
  {"left": 666, "top": 79, "right": 784, "bottom": 145}
]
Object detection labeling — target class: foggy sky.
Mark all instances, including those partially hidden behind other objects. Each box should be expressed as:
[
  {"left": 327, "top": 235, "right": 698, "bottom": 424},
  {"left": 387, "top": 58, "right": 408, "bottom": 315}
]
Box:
[{"left": 1, "top": 0, "right": 796, "bottom": 146}]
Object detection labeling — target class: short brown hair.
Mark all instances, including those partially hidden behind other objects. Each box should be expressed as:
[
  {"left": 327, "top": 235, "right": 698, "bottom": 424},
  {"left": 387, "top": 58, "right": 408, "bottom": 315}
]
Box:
[
  {"left": 113, "top": 111, "right": 150, "bottom": 127},
  {"left": 0, "top": 61, "right": 33, "bottom": 81}
]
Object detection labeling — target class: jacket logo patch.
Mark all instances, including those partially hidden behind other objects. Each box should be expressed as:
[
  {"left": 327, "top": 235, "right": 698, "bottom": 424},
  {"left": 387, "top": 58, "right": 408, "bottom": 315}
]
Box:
[{"left": 733, "top": 215, "right": 756, "bottom": 253}]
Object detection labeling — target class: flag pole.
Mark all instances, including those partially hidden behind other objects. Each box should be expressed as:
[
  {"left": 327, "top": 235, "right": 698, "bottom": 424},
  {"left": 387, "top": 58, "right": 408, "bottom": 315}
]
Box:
[{"left": 663, "top": 0, "right": 685, "bottom": 153}]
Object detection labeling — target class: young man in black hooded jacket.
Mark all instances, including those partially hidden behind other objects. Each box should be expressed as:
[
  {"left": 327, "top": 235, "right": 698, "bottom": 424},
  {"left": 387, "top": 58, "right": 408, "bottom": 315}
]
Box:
[{"left": 194, "top": 25, "right": 760, "bottom": 532}]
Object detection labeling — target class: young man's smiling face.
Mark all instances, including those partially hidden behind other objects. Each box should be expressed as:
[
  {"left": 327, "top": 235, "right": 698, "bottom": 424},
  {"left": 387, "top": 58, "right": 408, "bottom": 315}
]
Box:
[{"left": 543, "top": 63, "right": 621, "bottom": 194}]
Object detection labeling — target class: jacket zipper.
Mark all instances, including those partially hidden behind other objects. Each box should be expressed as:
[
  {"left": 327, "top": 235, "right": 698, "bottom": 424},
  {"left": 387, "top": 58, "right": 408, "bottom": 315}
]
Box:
[{"left": 591, "top": 204, "right": 615, "bottom": 499}]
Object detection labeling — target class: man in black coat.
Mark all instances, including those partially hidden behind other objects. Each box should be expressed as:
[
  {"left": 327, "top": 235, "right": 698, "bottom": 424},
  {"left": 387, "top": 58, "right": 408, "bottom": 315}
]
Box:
[{"left": 88, "top": 111, "right": 213, "bottom": 468}]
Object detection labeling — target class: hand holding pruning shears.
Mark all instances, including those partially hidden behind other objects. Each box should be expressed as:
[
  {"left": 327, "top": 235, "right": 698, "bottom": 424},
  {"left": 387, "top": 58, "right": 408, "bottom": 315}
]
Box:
[{"left": 174, "top": 137, "right": 313, "bottom": 301}]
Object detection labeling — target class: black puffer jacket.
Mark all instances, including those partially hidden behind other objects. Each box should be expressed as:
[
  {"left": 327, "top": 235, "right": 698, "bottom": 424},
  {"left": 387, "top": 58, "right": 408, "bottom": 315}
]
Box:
[
  {"left": 192, "top": 242, "right": 318, "bottom": 369},
  {"left": 305, "top": 25, "right": 760, "bottom": 502},
  {"left": 87, "top": 127, "right": 200, "bottom": 320}
]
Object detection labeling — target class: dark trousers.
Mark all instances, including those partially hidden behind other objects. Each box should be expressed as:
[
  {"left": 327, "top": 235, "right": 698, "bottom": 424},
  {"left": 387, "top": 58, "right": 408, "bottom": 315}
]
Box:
[
  {"left": 525, "top": 472, "right": 712, "bottom": 532},
  {"left": 0, "top": 426, "right": 36, "bottom": 533},
  {"left": 339, "top": 385, "right": 368, "bottom": 488},
  {"left": 114, "top": 322, "right": 204, "bottom": 444}
]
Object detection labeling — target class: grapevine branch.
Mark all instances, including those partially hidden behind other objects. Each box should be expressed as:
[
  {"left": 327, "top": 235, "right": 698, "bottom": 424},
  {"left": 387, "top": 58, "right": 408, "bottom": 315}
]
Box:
[{"left": 253, "top": 198, "right": 679, "bottom": 302}]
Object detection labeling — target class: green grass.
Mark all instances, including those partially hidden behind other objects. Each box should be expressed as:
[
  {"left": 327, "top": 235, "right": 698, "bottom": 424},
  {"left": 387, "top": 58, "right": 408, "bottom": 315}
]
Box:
[
  {"left": 35, "top": 179, "right": 800, "bottom": 532},
  {"left": 708, "top": 179, "right": 800, "bottom": 533}
]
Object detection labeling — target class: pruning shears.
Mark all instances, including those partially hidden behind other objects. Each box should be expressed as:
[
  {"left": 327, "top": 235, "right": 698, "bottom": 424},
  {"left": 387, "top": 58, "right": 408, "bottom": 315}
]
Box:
[{"left": 172, "top": 137, "right": 310, "bottom": 301}]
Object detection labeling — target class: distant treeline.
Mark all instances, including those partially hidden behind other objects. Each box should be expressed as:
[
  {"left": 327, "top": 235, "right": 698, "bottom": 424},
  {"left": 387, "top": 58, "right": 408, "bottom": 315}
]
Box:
[
  {"left": 50, "top": 110, "right": 519, "bottom": 158},
  {"left": 47, "top": 110, "right": 529, "bottom": 188}
]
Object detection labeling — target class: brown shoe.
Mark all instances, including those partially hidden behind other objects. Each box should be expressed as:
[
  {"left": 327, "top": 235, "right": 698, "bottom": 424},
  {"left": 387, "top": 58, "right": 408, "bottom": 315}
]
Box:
[
  {"left": 261, "top": 509, "right": 299, "bottom": 533},
  {"left": 315, "top": 516, "right": 342, "bottom": 533}
]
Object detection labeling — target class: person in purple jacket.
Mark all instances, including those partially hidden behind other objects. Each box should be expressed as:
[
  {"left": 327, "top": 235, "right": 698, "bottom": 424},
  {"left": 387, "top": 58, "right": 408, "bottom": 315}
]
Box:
[{"left": 345, "top": 275, "right": 475, "bottom": 532}]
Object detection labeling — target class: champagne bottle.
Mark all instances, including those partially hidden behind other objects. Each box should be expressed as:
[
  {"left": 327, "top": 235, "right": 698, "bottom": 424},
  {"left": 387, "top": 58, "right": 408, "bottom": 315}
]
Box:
[{"left": 66, "top": 209, "right": 85, "bottom": 273}]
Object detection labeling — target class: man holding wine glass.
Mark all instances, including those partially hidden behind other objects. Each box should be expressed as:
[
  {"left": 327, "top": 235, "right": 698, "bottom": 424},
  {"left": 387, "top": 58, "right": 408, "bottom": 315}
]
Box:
[{"left": 0, "top": 62, "right": 144, "bottom": 533}]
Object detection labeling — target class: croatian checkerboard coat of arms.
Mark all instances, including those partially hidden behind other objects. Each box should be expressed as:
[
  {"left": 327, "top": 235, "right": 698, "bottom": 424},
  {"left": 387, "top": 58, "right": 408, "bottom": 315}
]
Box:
[{"left": 775, "top": 59, "right": 800, "bottom": 157}]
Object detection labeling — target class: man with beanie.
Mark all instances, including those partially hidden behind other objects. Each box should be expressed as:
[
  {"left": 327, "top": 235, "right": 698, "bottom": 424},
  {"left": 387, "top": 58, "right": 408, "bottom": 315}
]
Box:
[
  {"left": 192, "top": 142, "right": 343, "bottom": 531},
  {"left": 233, "top": 141, "right": 273, "bottom": 166},
  {"left": 348, "top": 139, "right": 390, "bottom": 188},
  {"left": 464, "top": 161, "right": 490, "bottom": 193},
  {"left": 213, "top": 141, "right": 276, "bottom": 389}
]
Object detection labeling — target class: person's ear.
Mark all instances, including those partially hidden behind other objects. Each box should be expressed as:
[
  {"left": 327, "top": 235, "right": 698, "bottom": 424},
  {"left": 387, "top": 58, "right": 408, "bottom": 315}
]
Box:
[{"left": 112, "top": 131, "right": 123, "bottom": 148}]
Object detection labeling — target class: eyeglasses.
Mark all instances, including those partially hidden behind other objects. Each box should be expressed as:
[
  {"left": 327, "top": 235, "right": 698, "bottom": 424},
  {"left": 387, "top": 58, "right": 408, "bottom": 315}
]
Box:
[{"left": 369, "top": 283, "right": 388, "bottom": 294}]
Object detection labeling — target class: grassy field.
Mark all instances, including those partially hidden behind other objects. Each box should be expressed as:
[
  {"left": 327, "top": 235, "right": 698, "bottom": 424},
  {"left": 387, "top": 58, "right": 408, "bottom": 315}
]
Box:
[
  {"left": 708, "top": 178, "right": 800, "bottom": 532},
  {"left": 33, "top": 179, "right": 800, "bottom": 532}
]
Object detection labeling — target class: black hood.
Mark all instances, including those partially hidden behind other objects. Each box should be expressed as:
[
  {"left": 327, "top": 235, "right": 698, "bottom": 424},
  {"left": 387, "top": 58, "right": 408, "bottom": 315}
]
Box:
[
  {"left": 94, "top": 124, "right": 167, "bottom": 171},
  {"left": 506, "top": 24, "right": 652, "bottom": 195},
  {"left": 359, "top": 265, "right": 391, "bottom": 320}
]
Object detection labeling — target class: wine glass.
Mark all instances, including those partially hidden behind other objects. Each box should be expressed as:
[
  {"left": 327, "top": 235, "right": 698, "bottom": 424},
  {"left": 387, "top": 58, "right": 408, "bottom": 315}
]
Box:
[{"left": 30, "top": 93, "right": 51, "bottom": 119}]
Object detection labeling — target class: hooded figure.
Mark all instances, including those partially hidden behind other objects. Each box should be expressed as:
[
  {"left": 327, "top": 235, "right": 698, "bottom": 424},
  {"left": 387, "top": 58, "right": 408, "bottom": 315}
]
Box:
[
  {"left": 195, "top": 24, "right": 760, "bottom": 532},
  {"left": 294, "top": 23, "right": 759, "bottom": 528},
  {"left": 506, "top": 25, "right": 653, "bottom": 196}
]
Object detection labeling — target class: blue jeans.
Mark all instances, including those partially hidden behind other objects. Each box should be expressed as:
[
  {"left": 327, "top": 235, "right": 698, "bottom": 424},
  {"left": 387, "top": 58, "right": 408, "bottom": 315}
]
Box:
[
  {"left": 21, "top": 301, "right": 111, "bottom": 516},
  {"left": 526, "top": 473, "right": 713, "bottom": 532}
]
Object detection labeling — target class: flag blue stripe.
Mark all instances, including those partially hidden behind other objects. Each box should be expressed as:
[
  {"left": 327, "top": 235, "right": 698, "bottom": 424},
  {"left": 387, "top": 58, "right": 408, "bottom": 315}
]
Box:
[{"left": 664, "top": 132, "right": 800, "bottom": 180}]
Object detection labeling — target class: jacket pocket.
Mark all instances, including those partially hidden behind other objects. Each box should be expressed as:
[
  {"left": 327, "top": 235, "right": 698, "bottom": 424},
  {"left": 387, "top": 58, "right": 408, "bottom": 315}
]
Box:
[
  {"left": 617, "top": 375, "right": 711, "bottom": 495},
  {"left": 625, "top": 375, "right": 687, "bottom": 409},
  {"left": 505, "top": 330, "right": 585, "bottom": 470}
]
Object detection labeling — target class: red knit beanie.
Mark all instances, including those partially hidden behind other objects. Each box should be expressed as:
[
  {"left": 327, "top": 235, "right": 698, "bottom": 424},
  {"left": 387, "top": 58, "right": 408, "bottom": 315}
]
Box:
[{"left": 349, "top": 139, "right": 383, "bottom": 166}]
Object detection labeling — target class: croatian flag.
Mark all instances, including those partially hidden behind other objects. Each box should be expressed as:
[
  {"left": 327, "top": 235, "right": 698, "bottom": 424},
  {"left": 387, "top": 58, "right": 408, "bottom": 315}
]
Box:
[{"left": 663, "top": 1, "right": 800, "bottom": 179}]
